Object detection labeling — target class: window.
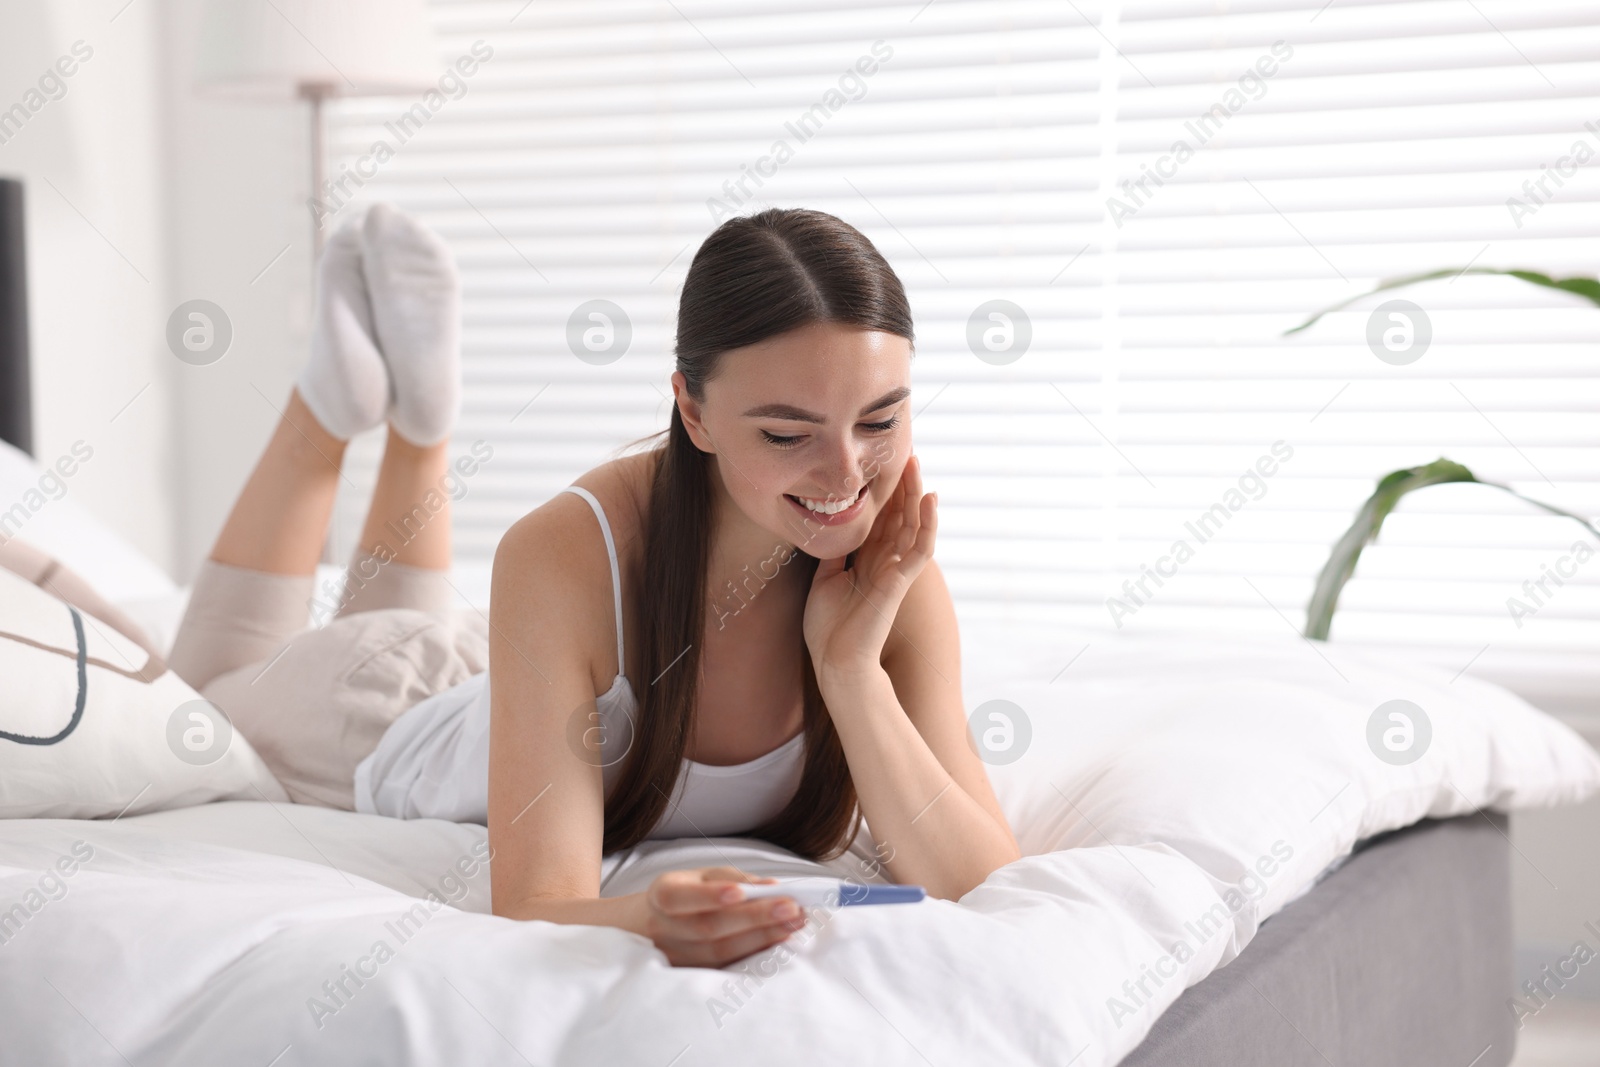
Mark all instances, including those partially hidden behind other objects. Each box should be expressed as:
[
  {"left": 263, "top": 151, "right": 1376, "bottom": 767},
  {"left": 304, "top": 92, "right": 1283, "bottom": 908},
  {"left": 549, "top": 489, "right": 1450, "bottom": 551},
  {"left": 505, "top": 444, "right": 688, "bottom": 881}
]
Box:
[{"left": 326, "top": 0, "right": 1599, "bottom": 721}]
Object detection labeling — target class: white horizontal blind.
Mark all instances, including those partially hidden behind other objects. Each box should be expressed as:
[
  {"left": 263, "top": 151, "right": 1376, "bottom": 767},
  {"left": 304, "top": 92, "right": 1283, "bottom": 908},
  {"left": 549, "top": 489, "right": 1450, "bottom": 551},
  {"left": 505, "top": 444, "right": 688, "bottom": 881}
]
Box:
[
  {"left": 1096, "top": 0, "right": 1600, "bottom": 718},
  {"left": 325, "top": 0, "right": 1600, "bottom": 716}
]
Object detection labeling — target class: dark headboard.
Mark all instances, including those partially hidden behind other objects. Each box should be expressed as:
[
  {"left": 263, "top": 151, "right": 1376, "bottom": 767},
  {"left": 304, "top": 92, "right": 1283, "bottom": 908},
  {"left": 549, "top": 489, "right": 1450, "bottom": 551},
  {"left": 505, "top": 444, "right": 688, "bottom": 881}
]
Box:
[{"left": 0, "top": 178, "right": 32, "bottom": 457}]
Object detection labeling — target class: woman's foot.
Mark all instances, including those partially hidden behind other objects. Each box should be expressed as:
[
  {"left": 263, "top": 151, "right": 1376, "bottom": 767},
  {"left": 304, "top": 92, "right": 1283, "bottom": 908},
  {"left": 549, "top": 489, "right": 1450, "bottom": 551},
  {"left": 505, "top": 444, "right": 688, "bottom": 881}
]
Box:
[
  {"left": 360, "top": 203, "right": 461, "bottom": 447},
  {"left": 295, "top": 214, "right": 391, "bottom": 440}
]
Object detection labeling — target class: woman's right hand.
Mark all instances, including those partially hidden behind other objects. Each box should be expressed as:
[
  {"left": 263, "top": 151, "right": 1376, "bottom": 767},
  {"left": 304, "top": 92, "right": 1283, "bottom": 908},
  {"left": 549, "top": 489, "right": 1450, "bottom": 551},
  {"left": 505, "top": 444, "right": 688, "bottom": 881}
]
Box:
[{"left": 639, "top": 866, "right": 808, "bottom": 968}]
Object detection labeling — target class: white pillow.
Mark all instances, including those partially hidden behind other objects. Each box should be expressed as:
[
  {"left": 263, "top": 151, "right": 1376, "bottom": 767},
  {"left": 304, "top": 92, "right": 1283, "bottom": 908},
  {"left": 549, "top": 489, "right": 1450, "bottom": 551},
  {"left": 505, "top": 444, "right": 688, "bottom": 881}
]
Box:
[
  {"left": 0, "top": 438, "right": 176, "bottom": 602},
  {"left": 0, "top": 567, "right": 287, "bottom": 819},
  {"left": 960, "top": 624, "right": 1600, "bottom": 948}
]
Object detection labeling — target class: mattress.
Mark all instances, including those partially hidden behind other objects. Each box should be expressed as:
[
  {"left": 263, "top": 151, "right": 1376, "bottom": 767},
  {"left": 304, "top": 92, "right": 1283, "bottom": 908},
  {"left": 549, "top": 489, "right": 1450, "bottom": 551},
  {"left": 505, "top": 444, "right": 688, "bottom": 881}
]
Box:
[{"left": 1122, "top": 812, "right": 1513, "bottom": 1067}]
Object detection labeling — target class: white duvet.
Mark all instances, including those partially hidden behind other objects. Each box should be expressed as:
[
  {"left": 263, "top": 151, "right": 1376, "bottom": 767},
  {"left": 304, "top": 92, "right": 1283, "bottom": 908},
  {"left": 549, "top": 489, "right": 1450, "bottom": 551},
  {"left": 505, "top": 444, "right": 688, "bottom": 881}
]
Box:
[{"left": 3, "top": 624, "right": 1598, "bottom": 1067}]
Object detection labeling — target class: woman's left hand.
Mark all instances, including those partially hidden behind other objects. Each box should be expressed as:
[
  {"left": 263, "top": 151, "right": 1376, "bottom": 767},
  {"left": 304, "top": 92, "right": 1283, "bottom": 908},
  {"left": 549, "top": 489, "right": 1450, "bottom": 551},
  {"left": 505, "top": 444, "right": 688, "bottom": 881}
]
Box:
[{"left": 803, "top": 453, "right": 938, "bottom": 681}]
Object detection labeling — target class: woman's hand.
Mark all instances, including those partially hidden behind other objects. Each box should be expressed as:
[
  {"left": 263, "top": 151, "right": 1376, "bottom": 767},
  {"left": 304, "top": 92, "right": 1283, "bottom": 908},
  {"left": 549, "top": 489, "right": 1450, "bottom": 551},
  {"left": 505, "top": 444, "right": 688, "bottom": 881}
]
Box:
[
  {"left": 802, "top": 453, "right": 938, "bottom": 681},
  {"left": 639, "top": 867, "right": 808, "bottom": 968}
]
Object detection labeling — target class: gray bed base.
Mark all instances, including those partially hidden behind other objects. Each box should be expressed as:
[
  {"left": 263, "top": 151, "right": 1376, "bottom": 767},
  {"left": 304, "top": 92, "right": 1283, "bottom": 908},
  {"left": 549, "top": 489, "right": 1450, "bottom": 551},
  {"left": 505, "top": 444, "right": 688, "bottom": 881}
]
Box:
[{"left": 1121, "top": 812, "right": 1513, "bottom": 1067}]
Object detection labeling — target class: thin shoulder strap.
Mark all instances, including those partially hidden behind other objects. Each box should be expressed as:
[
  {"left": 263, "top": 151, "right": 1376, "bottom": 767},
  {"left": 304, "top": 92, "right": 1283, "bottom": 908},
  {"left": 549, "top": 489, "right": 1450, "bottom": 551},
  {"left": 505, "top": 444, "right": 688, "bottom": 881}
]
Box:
[{"left": 558, "top": 485, "right": 625, "bottom": 675}]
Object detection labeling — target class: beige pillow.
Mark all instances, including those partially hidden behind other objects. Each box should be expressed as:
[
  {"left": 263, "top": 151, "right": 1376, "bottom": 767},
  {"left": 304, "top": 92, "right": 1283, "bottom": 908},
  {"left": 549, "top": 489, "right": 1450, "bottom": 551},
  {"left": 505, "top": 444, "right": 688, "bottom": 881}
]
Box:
[
  {"left": 0, "top": 535, "right": 162, "bottom": 659},
  {"left": 0, "top": 566, "right": 287, "bottom": 819}
]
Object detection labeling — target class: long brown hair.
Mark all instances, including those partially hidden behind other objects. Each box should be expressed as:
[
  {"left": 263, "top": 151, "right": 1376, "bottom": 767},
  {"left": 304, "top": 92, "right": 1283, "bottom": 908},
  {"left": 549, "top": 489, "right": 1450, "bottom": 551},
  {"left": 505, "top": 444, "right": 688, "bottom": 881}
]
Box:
[{"left": 602, "top": 207, "right": 915, "bottom": 859}]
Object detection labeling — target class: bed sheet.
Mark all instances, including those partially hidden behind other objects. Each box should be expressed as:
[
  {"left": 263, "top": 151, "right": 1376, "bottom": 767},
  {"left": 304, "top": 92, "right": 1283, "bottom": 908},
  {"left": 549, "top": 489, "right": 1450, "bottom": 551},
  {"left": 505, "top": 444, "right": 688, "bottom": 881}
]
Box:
[{"left": 1, "top": 807, "right": 1229, "bottom": 1067}]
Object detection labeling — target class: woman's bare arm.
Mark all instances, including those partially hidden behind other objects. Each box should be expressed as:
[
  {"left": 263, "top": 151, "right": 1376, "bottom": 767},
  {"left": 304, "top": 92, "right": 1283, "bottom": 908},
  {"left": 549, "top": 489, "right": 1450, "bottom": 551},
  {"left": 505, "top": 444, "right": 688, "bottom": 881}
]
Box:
[
  {"left": 485, "top": 494, "right": 622, "bottom": 921},
  {"left": 801, "top": 454, "right": 1020, "bottom": 901},
  {"left": 822, "top": 559, "right": 1022, "bottom": 901},
  {"left": 485, "top": 483, "right": 824, "bottom": 965}
]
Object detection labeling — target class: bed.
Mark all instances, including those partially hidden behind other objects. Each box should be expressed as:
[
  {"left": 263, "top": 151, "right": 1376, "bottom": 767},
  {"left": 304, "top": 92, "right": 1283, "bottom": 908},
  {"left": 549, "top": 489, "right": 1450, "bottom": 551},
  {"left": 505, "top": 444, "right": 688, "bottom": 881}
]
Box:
[
  {"left": 5, "top": 558, "right": 1588, "bottom": 1066},
  {"left": 1, "top": 176, "right": 1595, "bottom": 1066},
  {"left": 0, "top": 795, "right": 1518, "bottom": 1067},
  {"left": 1122, "top": 812, "right": 1512, "bottom": 1067}
]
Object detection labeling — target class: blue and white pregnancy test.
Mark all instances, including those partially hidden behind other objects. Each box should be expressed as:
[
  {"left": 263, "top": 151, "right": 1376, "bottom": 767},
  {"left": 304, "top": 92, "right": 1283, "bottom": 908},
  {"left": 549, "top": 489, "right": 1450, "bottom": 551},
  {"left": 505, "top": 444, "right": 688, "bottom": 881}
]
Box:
[{"left": 734, "top": 880, "right": 925, "bottom": 907}]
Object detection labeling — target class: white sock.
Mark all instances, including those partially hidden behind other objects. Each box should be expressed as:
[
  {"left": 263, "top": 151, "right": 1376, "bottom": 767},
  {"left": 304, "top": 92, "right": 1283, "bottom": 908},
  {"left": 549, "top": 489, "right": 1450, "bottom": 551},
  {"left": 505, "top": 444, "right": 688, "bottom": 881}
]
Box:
[
  {"left": 296, "top": 215, "right": 390, "bottom": 440},
  {"left": 360, "top": 203, "right": 461, "bottom": 447}
]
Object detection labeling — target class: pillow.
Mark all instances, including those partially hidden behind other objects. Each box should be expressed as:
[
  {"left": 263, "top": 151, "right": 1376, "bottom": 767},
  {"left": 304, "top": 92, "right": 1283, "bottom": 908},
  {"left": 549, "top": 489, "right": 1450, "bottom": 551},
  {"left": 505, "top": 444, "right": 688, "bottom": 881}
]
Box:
[
  {"left": 0, "top": 535, "right": 162, "bottom": 657},
  {"left": 0, "top": 566, "right": 287, "bottom": 819},
  {"left": 0, "top": 438, "right": 177, "bottom": 603}
]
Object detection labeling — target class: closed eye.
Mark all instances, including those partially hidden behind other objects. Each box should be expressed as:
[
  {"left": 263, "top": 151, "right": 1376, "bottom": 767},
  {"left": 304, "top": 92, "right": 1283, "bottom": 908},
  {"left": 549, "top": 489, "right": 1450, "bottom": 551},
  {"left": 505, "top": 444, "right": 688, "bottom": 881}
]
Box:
[{"left": 761, "top": 413, "right": 901, "bottom": 449}]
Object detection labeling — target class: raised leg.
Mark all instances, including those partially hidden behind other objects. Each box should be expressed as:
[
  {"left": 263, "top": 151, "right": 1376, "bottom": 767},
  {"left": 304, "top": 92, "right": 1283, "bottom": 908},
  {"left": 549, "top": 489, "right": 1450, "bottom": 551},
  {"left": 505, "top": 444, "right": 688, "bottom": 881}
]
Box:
[
  {"left": 172, "top": 201, "right": 464, "bottom": 689},
  {"left": 210, "top": 387, "right": 348, "bottom": 575},
  {"left": 332, "top": 424, "right": 456, "bottom": 620},
  {"left": 359, "top": 426, "right": 452, "bottom": 571}
]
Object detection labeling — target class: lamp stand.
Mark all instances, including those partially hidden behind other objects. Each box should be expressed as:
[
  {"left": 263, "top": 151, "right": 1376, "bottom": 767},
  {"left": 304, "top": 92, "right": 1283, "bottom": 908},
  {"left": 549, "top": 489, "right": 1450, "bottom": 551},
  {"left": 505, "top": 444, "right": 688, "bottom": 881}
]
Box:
[
  {"left": 300, "top": 82, "right": 342, "bottom": 571},
  {"left": 300, "top": 82, "right": 334, "bottom": 259}
]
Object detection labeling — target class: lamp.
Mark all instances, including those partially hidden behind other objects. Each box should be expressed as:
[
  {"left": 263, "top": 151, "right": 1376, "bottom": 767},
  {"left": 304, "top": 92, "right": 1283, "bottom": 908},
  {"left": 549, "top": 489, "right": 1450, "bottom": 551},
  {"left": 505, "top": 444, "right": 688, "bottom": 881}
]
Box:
[
  {"left": 193, "top": 0, "right": 440, "bottom": 256},
  {"left": 192, "top": 1, "right": 441, "bottom": 567}
]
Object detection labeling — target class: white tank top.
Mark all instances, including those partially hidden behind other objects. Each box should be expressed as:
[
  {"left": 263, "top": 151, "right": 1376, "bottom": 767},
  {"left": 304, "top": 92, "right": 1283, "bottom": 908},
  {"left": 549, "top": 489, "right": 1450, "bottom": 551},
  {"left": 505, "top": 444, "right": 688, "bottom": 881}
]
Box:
[{"left": 352, "top": 485, "right": 807, "bottom": 841}]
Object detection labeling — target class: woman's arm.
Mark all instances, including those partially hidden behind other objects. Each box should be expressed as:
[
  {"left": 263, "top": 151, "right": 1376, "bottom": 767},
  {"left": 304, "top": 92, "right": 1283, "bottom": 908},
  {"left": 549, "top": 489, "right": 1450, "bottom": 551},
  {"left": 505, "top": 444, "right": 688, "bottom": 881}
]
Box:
[
  {"left": 485, "top": 497, "right": 617, "bottom": 919},
  {"left": 509, "top": 891, "right": 649, "bottom": 933},
  {"left": 820, "top": 559, "right": 1021, "bottom": 901},
  {"left": 485, "top": 491, "right": 806, "bottom": 967},
  {"left": 802, "top": 454, "right": 1021, "bottom": 900}
]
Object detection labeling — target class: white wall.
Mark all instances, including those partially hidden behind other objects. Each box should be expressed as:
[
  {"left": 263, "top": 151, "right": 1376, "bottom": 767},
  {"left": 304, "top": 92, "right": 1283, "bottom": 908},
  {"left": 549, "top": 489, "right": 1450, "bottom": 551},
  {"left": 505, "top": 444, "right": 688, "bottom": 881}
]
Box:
[
  {"left": 1, "top": 0, "right": 332, "bottom": 583},
  {"left": 154, "top": 0, "right": 392, "bottom": 584},
  {"left": 156, "top": 0, "right": 318, "bottom": 583},
  {"left": 0, "top": 0, "right": 175, "bottom": 575},
  {"left": 1512, "top": 784, "right": 1600, "bottom": 1001}
]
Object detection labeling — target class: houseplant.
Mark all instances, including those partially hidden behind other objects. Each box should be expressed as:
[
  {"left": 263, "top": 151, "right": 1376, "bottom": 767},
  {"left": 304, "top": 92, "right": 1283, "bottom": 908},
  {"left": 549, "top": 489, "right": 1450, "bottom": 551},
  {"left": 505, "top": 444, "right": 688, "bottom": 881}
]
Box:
[{"left": 1285, "top": 268, "right": 1600, "bottom": 640}]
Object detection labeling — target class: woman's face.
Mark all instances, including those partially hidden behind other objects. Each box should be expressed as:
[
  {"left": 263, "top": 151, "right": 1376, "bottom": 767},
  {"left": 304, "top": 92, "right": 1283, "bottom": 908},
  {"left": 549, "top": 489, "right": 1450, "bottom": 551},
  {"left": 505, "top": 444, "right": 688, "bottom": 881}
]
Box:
[{"left": 674, "top": 321, "right": 914, "bottom": 558}]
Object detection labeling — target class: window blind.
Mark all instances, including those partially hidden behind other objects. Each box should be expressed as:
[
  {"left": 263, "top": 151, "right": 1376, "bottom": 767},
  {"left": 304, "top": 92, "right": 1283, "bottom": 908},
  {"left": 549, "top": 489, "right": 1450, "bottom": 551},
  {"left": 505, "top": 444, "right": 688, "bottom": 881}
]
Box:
[{"left": 324, "top": 0, "right": 1600, "bottom": 721}]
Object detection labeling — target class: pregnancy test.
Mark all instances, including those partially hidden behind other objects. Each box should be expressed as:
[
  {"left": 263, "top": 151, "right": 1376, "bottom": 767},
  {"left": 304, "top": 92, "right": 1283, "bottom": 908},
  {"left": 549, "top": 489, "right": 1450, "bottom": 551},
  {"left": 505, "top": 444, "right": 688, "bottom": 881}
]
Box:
[{"left": 734, "top": 881, "right": 925, "bottom": 907}]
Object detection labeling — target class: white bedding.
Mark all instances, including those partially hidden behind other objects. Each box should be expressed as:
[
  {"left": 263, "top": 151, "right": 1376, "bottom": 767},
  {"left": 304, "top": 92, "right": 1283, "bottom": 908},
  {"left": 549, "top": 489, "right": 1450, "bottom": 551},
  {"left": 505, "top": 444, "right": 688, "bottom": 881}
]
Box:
[{"left": 3, "top": 621, "right": 1598, "bottom": 1067}]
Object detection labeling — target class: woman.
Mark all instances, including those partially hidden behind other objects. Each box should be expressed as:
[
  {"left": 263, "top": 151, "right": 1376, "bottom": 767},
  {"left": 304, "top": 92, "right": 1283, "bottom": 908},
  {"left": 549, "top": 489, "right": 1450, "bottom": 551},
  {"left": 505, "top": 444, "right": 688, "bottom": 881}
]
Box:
[{"left": 164, "top": 203, "right": 1020, "bottom": 969}]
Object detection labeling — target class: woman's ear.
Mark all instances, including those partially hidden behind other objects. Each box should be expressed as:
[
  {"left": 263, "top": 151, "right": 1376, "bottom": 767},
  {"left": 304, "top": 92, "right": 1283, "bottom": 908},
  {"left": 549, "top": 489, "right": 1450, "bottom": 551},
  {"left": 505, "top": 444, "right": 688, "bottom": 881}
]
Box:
[{"left": 672, "top": 371, "right": 716, "bottom": 454}]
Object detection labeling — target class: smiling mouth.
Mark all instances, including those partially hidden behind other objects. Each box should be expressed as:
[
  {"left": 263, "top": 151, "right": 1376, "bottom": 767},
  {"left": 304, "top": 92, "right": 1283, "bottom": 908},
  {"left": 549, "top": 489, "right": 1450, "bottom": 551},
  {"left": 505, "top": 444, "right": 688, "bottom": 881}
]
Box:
[{"left": 785, "top": 482, "right": 869, "bottom": 516}]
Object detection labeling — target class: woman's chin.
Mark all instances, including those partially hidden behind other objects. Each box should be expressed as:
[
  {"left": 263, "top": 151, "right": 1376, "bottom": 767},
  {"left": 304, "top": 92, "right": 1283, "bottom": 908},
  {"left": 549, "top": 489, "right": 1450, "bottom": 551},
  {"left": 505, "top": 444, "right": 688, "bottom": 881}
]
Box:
[{"left": 789, "top": 524, "right": 871, "bottom": 561}]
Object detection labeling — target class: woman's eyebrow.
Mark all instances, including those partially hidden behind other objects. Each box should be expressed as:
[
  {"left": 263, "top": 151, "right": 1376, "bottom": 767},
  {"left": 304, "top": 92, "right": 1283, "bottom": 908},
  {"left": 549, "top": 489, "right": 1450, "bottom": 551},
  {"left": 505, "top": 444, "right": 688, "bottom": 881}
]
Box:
[{"left": 742, "top": 385, "right": 911, "bottom": 423}]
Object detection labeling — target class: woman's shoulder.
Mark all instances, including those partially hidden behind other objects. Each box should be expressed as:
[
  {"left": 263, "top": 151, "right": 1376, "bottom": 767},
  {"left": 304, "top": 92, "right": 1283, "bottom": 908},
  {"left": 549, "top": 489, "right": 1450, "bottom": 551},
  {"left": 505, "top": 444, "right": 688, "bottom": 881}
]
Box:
[
  {"left": 499, "top": 447, "right": 649, "bottom": 537},
  {"left": 491, "top": 448, "right": 660, "bottom": 688},
  {"left": 497, "top": 449, "right": 657, "bottom": 560},
  {"left": 566, "top": 448, "right": 657, "bottom": 553}
]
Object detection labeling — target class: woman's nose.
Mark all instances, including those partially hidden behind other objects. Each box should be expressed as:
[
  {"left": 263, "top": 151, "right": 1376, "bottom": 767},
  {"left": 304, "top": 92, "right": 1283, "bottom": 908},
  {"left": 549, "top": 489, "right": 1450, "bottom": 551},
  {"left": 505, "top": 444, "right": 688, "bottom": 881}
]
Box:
[{"left": 813, "top": 437, "right": 871, "bottom": 496}]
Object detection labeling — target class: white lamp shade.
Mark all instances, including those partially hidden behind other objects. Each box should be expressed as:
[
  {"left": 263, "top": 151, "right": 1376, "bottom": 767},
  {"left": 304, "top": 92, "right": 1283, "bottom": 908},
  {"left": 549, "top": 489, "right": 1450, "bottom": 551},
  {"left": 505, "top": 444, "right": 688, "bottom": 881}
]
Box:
[{"left": 194, "top": 0, "right": 441, "bottom": 99}]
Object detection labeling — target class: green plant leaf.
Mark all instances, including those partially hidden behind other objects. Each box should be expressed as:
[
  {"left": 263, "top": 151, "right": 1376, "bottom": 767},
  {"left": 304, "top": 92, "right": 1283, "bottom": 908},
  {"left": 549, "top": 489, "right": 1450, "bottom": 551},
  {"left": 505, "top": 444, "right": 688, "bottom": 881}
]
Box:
[
  {"left": 1304, "top": 459, "right": 1600, "bottom": 641},
  {"left": 1284, "top": 268, "right": 1600, "bottom": 336}
]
